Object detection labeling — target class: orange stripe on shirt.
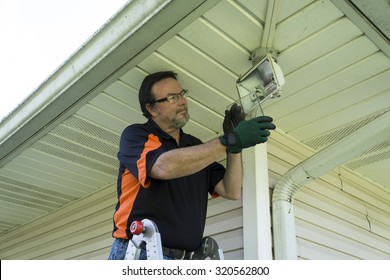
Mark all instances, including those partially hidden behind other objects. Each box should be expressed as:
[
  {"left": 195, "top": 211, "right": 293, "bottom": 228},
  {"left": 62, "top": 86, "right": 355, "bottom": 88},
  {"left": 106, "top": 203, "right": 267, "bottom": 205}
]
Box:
[
  {"left": 113, "top": 169, "right": 140, "bottom": 239},
  {"left": 137, "top": 133, "right": 161, "bottom": 188}
]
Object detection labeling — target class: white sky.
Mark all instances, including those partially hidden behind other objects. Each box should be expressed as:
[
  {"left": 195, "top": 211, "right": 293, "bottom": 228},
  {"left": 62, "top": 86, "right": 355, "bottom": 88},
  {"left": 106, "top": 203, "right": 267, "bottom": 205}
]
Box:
[{"left": 0, "top": 0, "right": 128, "bottom": 121}]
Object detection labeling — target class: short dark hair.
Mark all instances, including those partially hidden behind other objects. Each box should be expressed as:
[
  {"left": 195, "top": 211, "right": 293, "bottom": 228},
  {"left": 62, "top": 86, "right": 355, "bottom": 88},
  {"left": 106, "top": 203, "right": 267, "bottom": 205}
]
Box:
[{"left": 139, "top": 71, "right": 178, "bottom": 118}]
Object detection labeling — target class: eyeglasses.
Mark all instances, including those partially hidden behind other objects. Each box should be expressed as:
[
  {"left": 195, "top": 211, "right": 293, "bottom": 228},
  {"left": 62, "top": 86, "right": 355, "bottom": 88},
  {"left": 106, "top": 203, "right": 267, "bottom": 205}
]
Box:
[{"left": 151, "top": 89, "right": 189, "bottom": 104}]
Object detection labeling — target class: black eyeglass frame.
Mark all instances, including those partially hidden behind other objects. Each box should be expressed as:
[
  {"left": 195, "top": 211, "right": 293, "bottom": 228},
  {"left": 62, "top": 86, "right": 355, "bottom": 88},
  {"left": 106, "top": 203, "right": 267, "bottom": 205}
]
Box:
[{"left": 150, "top": 89, "right": 189, "bottom": 104}]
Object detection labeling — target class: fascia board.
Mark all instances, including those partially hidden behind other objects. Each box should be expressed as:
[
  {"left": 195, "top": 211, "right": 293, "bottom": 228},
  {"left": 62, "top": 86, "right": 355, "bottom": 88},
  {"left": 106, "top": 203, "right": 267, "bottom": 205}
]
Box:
[{"left": 0, "top": 0, "right": 221, "bottom": 166}]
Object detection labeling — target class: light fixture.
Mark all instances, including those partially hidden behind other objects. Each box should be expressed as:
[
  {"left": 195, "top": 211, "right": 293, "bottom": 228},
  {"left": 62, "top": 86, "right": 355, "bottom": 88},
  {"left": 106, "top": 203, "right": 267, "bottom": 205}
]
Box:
[{"left": 236, "top": 48, "right": 285, "bottom": 117}]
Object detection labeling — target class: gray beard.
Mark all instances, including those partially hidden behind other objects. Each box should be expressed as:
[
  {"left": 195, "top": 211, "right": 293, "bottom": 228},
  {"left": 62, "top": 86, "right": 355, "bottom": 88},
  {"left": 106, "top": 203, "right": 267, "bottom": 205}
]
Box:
[{"left": 172, "top": 112, "right": 189, "bottom": 129}]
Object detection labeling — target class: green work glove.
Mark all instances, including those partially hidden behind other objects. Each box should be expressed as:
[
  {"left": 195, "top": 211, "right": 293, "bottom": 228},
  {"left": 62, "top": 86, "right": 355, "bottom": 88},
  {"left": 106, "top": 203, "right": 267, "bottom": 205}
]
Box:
[
  {"left": 219, "top": 116, "right": 276, "bottom": 153},
  {"left": 223, "top": 103, "right": 247, "bottom": 134}
]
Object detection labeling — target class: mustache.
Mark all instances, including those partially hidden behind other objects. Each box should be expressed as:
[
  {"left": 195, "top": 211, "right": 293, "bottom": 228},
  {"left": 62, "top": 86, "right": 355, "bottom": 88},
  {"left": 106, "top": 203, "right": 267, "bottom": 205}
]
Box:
[{"left": 176, "top": 106, "right": 188, "bottom": 113}]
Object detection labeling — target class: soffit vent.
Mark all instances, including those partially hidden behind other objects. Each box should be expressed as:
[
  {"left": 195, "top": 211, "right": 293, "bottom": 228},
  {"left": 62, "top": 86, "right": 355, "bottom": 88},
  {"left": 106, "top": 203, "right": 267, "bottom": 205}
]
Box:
[
  {"left": 61, "top": 116, "right": 120, "bottom": 144},
  {"left": 303, "top": 110, "right": 390, "bottom": 170},
  {"left": 344, "top": 140, "right": 390, "bottom": 169},
  {"left": 303, "top": 110, "right": 388, "bottom": 150}
]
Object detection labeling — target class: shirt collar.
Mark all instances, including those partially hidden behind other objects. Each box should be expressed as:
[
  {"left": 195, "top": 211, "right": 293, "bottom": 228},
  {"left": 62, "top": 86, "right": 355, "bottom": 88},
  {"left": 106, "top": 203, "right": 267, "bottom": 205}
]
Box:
[{"left": 147, "top": 119, "right": 191, "bottom": 147}]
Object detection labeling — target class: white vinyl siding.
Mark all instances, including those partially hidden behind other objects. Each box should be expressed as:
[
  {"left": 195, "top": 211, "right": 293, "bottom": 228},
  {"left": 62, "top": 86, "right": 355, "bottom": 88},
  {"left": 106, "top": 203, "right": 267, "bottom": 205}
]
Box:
[
  {"left": 0, "top": 131, "right": 389, "bottom": 259},
  {"left": 205, "top": 197, "right": 244, "bottom": 259},
  {"left": 0, "top": 186, "right": 116, "bottom": 260},
  {"left": 268, "top": 131, "right": 390, "bottom": 260},
  {"left": 0, "top": 178, "right": 243, "bottom": 260}
]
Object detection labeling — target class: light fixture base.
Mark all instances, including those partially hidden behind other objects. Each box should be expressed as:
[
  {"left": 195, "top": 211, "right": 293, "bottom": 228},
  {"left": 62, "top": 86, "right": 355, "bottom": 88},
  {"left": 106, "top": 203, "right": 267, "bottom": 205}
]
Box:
[{"left": 250, "top": 47, "right": 279, "bottom": 66}]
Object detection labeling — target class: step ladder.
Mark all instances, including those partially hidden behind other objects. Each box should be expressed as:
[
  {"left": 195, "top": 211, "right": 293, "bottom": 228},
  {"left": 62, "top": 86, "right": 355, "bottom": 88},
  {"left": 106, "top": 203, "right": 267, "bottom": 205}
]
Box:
[{"left": 124, "top": 219, "right": 224, "bottom": 260}]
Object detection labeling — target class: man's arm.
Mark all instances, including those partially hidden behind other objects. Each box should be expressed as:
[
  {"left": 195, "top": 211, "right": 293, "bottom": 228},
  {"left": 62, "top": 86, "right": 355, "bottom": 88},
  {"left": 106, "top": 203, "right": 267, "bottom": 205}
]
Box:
[
  {"left": 150, "top": 138, "right": 243, "bottom": 200},
  {"left": 150, "top": 115, "right": 275, "bottom": 198},
  {"left": 214, "top": 153, "right": 243, "bottom": 200},
  {"left": 149, "top": 138, "right": 226, "bottom": 180}
]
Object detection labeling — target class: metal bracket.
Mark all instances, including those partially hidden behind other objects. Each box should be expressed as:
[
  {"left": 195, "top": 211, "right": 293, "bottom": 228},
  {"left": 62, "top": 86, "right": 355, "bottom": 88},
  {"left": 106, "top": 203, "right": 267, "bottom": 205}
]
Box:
[{"left": 250, "top": 47, "right": 279, "bottom": 65}]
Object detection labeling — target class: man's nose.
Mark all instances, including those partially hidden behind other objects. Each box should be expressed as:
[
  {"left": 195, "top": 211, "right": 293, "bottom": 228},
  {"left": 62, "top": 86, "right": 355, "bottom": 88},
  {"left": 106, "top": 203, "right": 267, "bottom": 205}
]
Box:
[{"left": 177, "top": 94, "right": 187, "bottom": 104}]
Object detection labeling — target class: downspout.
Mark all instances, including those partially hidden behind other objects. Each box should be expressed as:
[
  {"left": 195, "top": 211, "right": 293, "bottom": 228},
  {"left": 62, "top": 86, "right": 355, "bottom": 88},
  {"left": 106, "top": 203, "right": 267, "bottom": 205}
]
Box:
[{"left": 272, "top": 109, "right": 390, "bottom": 259}]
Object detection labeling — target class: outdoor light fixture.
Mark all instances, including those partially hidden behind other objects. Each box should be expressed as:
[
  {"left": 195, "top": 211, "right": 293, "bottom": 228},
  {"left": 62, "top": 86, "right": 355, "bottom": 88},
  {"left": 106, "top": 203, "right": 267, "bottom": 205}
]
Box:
[{"left": 236, "top": 50, "right": 285, "bottom": 118}]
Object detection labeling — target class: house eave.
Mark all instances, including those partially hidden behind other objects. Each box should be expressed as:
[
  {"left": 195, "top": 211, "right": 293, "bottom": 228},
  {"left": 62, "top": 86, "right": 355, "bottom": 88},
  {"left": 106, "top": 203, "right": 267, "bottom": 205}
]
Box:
[{"left": 0, "top": 0, "right": 221, "bottom": 168}]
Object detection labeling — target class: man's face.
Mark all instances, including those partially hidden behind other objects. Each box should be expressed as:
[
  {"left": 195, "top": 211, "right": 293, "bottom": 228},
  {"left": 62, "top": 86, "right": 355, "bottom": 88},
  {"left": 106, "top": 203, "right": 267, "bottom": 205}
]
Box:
[{"left": 149, "top": 77, "right": 189, "bottom": 130}]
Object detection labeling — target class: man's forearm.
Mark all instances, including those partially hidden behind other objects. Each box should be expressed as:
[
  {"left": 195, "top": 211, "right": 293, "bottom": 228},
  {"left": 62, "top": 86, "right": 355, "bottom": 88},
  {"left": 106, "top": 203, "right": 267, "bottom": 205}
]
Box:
[
  {"left": 221, "top": 153, "right": 243, "bottom": 200},
  {"left": 149, "top": 138, "right": 226, "bottom": 179}
]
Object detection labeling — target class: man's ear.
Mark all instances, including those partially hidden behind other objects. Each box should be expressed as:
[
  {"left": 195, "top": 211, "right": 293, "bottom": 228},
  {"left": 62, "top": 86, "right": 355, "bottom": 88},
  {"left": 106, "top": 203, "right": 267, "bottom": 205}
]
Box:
[{"left": 146, "top": 103, "right": 159, "bottom": 117}]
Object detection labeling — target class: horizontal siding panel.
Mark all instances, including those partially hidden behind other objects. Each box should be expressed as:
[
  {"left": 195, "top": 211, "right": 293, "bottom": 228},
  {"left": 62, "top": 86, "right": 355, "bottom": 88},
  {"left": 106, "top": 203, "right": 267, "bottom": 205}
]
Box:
[
  {"left": 267, "top": 155, "right": 291, "bottom": 178},
  {"left": 0, "top": 201, "right": 46, "bottom": 222},
  {"left": 280, "top": 71, "right": 390, "bottom": 132},
  {"left": 206, "top": 195, "right": 243, "bottom": 258},
  {"left": 89, "top": 93, "right": 142, "bottom": 124},
  {"left": 296, "top": 186, "right": 371, "bottom": 230},
  {"left": 157, "top": 36, "right": 238, "bottom": 100},
  {"left": 297, "top": 238, "right": 358, "bottom": 260},
  {"left": 1, "top": 207, "right": 113, "bottom": 259},
  {"left": 180, "top": 17, "right": 250, "bottom": 76},
  {"left": 206, "top": 184, "right": 243, "bottom": 259},
  {"left": 118, "top": 66, "right": 148, "bottom": 89},
  {"left": 213, "top": 228, "right": 244, "bottom": 253},
  {"left": 278, "top": 17, "right": 362, "bottom": 74},
  {"left": 292, "top": 88, "right": 390, "bottom": 139},
  {"left": 369, "top": 219, "right": 390, "bottom": 240},
  {"left": 104, "top": 80, "right": 140, "bottom": 109},
  {"left": 224, "top": 249, "right": 244, "bottom": 260},
  {"left": 303, "top": 179, "right": 368, "bottom": 213},
  {"left": 207, "top": 196, "right": 243, "bottom": 217},
  {"left": 37, "top": 232, "right": 112, "bottom": 260},
  {"left": 12, "top": 155, "right": 102, "bottom": 188},
  {"left": 275, "top": 0, "right": 343, "bottom": 50},
  {"left": 278, "top": 0, "right": 315, "bottom": 22},
  {"left": 76, "top": 104, "right": 131, "bottom": 134},
  {"left": 0, "top": 168, "right": 88, "bottom": 198},
  {"left": 295, "top": 201, "right": 390, "bottom": 255},
  {"left": 210, "top": 229, "right": 244, "bottom": 260},
  {"left": 204, "top": 0, "right": 265, "bottom": 53},
  {"left": 296, "top": 219, "right": 388, "bottom": 259},
  {"left": 318, "top": 169, "right": 390, "bottom": 208},
  {"left": 0, "top": 177, "right": 72, "bottom": 206},
  {"left": 205, "top": 208, "right": 243, "bottom": 236},
  {"left": 274, "top": 52, "right": 389, "bottom": 124},
  {"left": 0, "top": 186, "right": 63, "bottom": 210},
  {"left": 282, "top": 36, "right": 378, "bottom": 100},
  {"left": 20, "top": 148, "right": 115, "bottom": 184},
  {"left": 178, "top": 120, "right": 219, "bottom": 142},
  {"left": 31, "top": 144, "right": 116, "bottom": 178},
  {"left": 12, "top": 219, "right": 112, "bottom": 260},
  {"left": 72, "top": 246, "right": 112, "bottom": 260},
  {"left": 5, "top": 161, "right": 100, "bottom": 194},
  {"left": 185, "top": 99, "right": 223, "bottom": 133},
  {"left": 341, "top": 178, "right": 390, "bottom": 212},
  {"left": 0, "top": 186, "right": 116, "bottom": 253},
  {"left": 367, "top": 205, "right": 390, "bottom": 228}
]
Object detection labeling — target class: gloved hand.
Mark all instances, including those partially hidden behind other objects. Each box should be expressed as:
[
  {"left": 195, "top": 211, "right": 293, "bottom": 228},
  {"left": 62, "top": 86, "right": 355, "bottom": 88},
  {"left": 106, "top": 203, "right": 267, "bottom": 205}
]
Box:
[
  {"left": 223, "top": 103, "right": 247, "bottom": 134},
  {"left": 219, "top": 116, "right": 276, "bottom": 153}
]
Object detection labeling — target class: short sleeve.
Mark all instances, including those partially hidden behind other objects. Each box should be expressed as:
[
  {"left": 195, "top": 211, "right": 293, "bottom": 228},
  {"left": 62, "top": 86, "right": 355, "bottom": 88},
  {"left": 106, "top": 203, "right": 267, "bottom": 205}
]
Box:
[
  {"left": 118, "top": 125, "right": 164, "bottom": 187},
  {"left": 208, "top": 161, "right": 226, "bottom": 197}
]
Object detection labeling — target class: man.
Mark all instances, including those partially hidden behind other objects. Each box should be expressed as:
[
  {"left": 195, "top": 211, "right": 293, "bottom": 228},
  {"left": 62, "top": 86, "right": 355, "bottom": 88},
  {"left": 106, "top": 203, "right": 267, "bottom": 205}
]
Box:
[{"left": 108, "top": 71, "right": 275, "bottom": 259}]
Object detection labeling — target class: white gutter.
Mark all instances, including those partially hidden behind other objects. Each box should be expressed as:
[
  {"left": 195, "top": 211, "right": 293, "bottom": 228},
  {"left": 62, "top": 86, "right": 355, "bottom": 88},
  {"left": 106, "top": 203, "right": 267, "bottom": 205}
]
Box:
[{"left": 272, "top": 109, "right": 390, "bottom": 259}]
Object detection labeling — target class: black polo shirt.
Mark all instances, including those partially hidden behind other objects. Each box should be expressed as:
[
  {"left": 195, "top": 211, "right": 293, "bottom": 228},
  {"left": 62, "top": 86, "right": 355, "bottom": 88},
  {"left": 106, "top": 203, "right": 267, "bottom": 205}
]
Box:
[{"left": 112, "top": 119, "right": 225, "bottom": 251}]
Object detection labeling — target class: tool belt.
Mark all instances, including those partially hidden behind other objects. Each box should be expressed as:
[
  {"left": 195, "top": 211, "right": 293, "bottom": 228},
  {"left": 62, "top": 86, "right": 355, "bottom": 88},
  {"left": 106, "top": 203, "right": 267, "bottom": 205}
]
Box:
[
  {"left": 162, "top": 237, "right": 223, "bottom": 260},
  {"left": 162, "top": 246, "right": 193, "bottom": 260}
]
